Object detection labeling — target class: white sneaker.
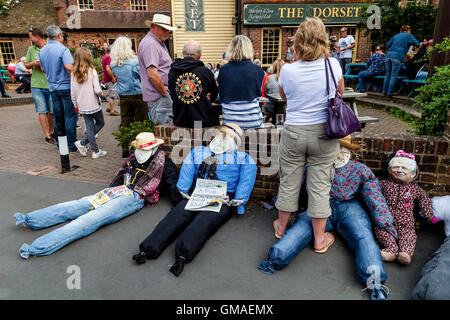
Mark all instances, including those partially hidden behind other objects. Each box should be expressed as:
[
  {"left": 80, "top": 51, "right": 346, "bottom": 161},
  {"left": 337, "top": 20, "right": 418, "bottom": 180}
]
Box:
[
  {"left": 75, "top": 140, "right": 88, "bottom": 156},
  {"left": 92, "top": 149, "right": 107, "bottom": 159}
]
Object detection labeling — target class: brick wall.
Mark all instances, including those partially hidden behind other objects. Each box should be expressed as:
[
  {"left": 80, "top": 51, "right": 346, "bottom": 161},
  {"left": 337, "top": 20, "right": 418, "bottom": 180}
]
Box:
[
  {"left": 66, "top": 30, "right": 147, "bottom": 48},
  {"left": 66, "top": 0, "right": 170, "bottom": 13},
  {"left": 154, "top": 124, "right": 450, "bottom": 201}
]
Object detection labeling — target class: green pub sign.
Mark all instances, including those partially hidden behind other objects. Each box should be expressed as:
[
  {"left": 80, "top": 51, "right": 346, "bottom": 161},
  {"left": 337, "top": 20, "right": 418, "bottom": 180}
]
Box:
[{"left": 243, "top": 3, "right": 365, "bottom": 25}]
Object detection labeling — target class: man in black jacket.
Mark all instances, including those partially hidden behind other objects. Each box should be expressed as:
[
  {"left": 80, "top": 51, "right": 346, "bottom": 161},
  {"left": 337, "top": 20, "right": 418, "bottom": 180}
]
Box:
[{"left": 169, "top": 40, "right": 219, "bottom": 128}]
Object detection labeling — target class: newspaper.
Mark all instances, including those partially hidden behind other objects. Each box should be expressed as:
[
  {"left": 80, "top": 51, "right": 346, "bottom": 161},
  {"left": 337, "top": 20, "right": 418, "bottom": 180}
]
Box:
[
  {"left": 88, "top": 185, "right": 132, "bottom": 209},
  {"left": 184, "top": 179, "right": 228, "bottom": 213}
]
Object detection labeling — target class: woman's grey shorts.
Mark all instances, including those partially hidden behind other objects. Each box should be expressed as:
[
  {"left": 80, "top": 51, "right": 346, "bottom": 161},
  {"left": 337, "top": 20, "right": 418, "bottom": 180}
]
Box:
[{"left": 275, "top": 123, "right": 340, "bottom": 218}]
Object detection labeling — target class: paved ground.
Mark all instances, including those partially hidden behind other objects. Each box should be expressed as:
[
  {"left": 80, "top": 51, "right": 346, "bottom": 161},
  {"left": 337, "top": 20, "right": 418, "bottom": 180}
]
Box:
[
  {"left": 0, "top": 170, "right": 445, "bottom": 301},
  {"left": 0, "top": 97, "right": 445, "bottom": 302}
]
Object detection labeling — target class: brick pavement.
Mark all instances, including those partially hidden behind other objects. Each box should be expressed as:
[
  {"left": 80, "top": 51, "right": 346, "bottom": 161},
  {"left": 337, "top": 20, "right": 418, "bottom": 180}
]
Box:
[{"left": 0, "top": 100, "right": 414, "bottom": 185}]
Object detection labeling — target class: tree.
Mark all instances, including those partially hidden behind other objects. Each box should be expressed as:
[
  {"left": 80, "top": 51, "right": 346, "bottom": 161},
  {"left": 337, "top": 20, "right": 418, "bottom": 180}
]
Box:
[{"left": 360, "top": 0, "right": 437, "bottom": 47}]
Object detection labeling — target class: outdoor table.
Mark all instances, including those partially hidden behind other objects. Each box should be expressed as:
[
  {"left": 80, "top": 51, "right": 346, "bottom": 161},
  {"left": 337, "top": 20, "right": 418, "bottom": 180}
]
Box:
[{"left": 342, "top": 89, "right": 379, "bottom": 128}]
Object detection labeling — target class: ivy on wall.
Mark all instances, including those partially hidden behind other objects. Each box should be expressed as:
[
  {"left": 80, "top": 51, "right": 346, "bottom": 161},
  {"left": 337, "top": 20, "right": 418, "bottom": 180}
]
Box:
[{"left": 0, "top": 0, "right": 20, "bottom": 15}]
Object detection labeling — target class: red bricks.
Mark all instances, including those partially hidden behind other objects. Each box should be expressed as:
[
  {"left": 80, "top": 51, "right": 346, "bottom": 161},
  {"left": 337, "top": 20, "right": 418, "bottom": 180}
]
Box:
[{"left": 155, "top": 123, "right": 450, "bottom": 199}]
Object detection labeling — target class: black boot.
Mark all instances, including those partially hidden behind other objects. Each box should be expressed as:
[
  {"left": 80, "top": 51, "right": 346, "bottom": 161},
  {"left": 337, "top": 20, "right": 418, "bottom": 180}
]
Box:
[{"left": 169, "top": 256, "right": 186, "bottom": 277}]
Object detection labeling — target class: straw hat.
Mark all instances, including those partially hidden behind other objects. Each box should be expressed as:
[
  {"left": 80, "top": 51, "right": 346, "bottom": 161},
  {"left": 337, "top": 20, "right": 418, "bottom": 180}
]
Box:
[
  {"left": 339, "top": 135, "right": 360, "bottom": 150},
  {"left": 219, "top": 123, "right": 244, "bottom": 146},
  {"left": 131, "top": 132, "right": 164, "bottom": 163},
  {"left": 145, "top": 14, "right": 177, "bottom": 31}
]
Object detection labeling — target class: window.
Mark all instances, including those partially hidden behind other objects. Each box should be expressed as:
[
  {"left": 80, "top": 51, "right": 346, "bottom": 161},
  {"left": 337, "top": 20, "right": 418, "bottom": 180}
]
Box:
[
  {"left": 0, "top": 41, "right": 16, "bottom": 65},
  {"left": 261, "top": 28, "right": 281, "bottom": 67},
  {"left": 130, "top": 0, "right": 147, "bottom": 11},
  {"left": 78, "top": 0, "right": 94, "bottom": 10},
  {"left": 107, "top": 38, "right": 137, "bottom": 53}
]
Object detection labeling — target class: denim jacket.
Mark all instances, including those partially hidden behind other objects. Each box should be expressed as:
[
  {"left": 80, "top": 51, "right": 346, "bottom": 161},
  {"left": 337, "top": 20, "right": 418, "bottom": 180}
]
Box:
[
  {"left": 111, "top": 58, "right": 142, "bottom": 96},
  {"left": 176, "top": 146, "right": 257, "bottom": 214}
]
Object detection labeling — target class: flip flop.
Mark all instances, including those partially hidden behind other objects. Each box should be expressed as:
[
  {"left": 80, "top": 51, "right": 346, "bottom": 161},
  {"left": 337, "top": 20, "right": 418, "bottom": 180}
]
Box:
[
  {"left": 314, "top": 232, "right": 335, "bottom": 254},
  {"left": 273, "top": 220, "right": 283, "bottom": 239}
]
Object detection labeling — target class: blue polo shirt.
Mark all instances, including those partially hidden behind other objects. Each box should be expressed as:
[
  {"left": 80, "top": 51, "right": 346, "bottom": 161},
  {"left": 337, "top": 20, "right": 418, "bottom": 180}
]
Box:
[{"left": 39, "top": 40, "right": 73, "bottom": 92}]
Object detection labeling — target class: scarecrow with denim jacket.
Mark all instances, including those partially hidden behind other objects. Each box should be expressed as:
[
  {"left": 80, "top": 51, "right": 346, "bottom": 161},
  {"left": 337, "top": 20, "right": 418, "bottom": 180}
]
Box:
[
  {"left": 14, "top": 132, "right": 182, "bottom": 259},
  {"left": 374, "top": 150, "right": 438, "bottom": 266},
  {"left": 132, "top": 123, "right": 257, "bottom": 277}
]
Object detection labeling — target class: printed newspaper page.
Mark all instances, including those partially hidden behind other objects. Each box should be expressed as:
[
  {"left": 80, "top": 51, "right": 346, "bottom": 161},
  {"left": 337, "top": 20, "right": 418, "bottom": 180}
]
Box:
[
  {"left": 185, "top": 179, "right": 227, "bottom": 213},
  {"left": 88, "top": 185, "right": 132, "bottom": 209}
]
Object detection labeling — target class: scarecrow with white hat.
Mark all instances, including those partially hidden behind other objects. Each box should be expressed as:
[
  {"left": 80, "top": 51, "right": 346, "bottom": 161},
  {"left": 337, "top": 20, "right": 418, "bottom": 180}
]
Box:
[
  {"left": 132, "top": 123, "right": 257, "bottom": 277},
  {"left": 258, "top": 135, "right": 397, "bottom": 300},
  {"left": 14, "top": 132, "right": 182, "bottom": 259}
]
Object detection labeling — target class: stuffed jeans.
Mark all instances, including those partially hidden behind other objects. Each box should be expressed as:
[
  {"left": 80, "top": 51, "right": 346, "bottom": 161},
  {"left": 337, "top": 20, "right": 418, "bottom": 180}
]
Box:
[{"left": 258, "top": 199, "right": 387, "bottom": 299}]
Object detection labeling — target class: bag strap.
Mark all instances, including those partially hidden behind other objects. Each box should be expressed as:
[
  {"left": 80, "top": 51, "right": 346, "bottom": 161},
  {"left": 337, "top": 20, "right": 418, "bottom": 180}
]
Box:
[{"left": 325, "top": 58, "right": 339, "bottom": 96}]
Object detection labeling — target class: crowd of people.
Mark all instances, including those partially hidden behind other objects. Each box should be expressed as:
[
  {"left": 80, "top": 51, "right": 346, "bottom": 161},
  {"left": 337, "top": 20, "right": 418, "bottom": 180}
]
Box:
[
  {"left": 329, "top": 25, "right": 433, "bottom": 96},
  {"left": 5, "top": 15, "right": 449, "bottom": 300}
]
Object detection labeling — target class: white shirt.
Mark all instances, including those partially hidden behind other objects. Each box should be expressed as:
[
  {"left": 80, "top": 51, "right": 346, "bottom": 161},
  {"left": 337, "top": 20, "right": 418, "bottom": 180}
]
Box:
[
  {"left": 339, "top": 35, "right": 355, "bottom": 59},
  {"left": 279, "top": 57, "right": 342, "bottom": 126}
]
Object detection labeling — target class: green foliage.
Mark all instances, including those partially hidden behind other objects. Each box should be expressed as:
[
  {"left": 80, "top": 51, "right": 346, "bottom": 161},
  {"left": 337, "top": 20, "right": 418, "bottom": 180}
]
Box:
[
  {"left": 0, "top": 0, "right": 20, "bottom": 15},
  {"left": 361, "top": 0, "right": 437, "bottom": 47},
  {"left": 112, "top": 120, "right": 157, "bottom": 150},
  {"left": 410, "top": 37, "right": 450, "bottom": 136},
  {"left": 93, "top": 57, "right": 103, "bottom": 81},
  {"left": 412, "top": 64, "right": 450, "bottom": 136}
]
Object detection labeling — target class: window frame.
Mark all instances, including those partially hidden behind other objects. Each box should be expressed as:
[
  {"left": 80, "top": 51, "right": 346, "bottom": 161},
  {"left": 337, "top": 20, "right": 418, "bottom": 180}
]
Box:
[
  {"left": 77, "top": 0, "right": 94, "bottom": 11},
  {"left": 129, "top": 0, "right": 148, "bottom": 11},
  {"left": 0, "top": 40, "right": 16, "bottom": 65},
  {"left": 261, "top": 27, "right": 282, "bottom": 68},
  {"left": 107, "top": 38, "right": 137, "bottom": 53}
]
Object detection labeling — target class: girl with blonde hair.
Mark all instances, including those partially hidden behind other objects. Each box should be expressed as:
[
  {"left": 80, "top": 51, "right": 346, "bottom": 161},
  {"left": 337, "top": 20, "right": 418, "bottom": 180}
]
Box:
[
  {"left": 71, "top": 47, "right": 107, "bottom": 159},
  {"left": 110, "top": 36, "right": 148, "bottom": 158},
  {"left": 218, "top": 35, "right": 265, "bottom": 129},
  {"left": 272, "top": 17, "right": 344, "bottom": 253}
]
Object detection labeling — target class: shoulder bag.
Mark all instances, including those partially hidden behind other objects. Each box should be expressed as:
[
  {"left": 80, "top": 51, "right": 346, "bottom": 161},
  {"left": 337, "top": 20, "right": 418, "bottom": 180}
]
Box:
[{"left": 324, "top": 57, "right": 361, "bottom": 139}]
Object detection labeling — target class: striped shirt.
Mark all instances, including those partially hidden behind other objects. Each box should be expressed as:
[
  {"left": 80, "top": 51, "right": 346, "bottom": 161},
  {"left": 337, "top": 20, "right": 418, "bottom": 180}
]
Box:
[{"left": 221, "top": 99, "right": 263, "bottom": 130}]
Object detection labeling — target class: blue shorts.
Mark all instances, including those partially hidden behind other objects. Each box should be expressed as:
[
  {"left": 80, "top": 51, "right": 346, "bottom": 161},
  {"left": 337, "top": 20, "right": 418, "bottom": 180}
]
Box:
[{"left": 32, "top": 87, "right": 53, "bottom": 114}]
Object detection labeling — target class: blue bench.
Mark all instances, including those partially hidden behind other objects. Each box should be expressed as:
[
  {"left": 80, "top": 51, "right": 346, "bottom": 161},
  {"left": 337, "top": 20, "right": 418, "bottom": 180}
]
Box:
[
  {"left": 0, "top": 69, "right": 11, "bottom": 82},
  {"left": 402, "top": 79, "right": 426, "bottom": 97}
]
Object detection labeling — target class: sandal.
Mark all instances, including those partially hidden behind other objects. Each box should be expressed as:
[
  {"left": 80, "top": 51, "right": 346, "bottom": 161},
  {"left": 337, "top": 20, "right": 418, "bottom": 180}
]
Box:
[
  {"left": 314, "top": 232, "right": 335, "bottom": 254},
  {"left": 109, "top": 111, "right": 120, "bottom": 116},
  {"left": 105, "top": 107, "right": 111, "bottom": 112},
  {"left": 273, "top": 220, "right": 283, "bottom": 239}
]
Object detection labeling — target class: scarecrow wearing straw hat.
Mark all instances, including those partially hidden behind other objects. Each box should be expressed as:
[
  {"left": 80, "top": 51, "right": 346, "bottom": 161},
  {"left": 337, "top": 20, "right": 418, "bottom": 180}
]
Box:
[
  {"left": 258, "top": 135, "right": 396, "bottom": 300},
  {"left": 14, "top": 133, "right": 182, "bottom": 259},
  {"left": 132, "top": 123, "right": 257, "bottom": 277}
]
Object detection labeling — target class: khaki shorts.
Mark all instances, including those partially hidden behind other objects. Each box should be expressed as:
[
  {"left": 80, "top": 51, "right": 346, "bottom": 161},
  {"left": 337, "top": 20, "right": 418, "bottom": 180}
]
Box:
[{"left": 275, "top": 123, "right": 340, "bottom": 218}]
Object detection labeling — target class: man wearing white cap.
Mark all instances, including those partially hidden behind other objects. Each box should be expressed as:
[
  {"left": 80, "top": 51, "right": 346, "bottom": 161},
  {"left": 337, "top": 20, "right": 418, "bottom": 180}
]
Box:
[
  {"left": 138, "top": 14, "right": 177, "bottom": 124},
  {"left": 14, "top": 132, "right": 182, "bottom": 259}
]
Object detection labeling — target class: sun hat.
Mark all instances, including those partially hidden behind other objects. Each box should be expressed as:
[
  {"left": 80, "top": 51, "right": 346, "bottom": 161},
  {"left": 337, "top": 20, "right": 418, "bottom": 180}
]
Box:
[
  {"left": 219, "top": 123, "right": 244, "bottom": 146},
  {"left": 145, "top": 14, "right": 177, "bottom": 31},
  {"left": 339, "top": 135, "right": 360, "bottom": 150},
  {"left": 130, "top": 132, "right": 164, "bottom": 164}
]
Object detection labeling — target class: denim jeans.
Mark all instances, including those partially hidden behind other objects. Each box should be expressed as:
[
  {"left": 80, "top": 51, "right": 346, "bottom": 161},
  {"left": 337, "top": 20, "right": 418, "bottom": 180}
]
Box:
[
  {"left": 258, "top": 199, "right": 387, "bottom": 287},
  {"left": 31, "top": 88, "right": 53, "bottom": 114},
  {"left": 382, "top": 57, "right": 402, "bottom": 96},
  {"left": 0, "top": 77, "right": 6, "bottom": 95},
  {"left": 80, "top": 110, "right": 104, "bottom": 153},
  {"left": 50, "top": 89, "right": 78, "bottom": 151},
  {"left": 14, "top": 190, "right": 144, "bottom": 259},
  {"left": 147, "top": 93, "right": 173, "bottom": 125},
  {"left": 356, "top": 70, "right": 378, "bottom": 92}
]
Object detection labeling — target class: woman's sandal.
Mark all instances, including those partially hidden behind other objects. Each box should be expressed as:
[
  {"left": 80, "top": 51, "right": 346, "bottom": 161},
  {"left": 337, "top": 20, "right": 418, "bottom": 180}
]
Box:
[
  {"left": 273, "top": 220, "right": 283, "bottom": 239},
  {"left": 314, "top": 232, "right": 335, "bottom": 254}
]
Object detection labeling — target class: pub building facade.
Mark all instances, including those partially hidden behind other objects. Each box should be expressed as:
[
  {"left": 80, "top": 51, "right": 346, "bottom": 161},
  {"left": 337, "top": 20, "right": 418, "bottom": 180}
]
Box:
[{"left": 240, "top": 0, "right": 371, "bottom": 68}]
